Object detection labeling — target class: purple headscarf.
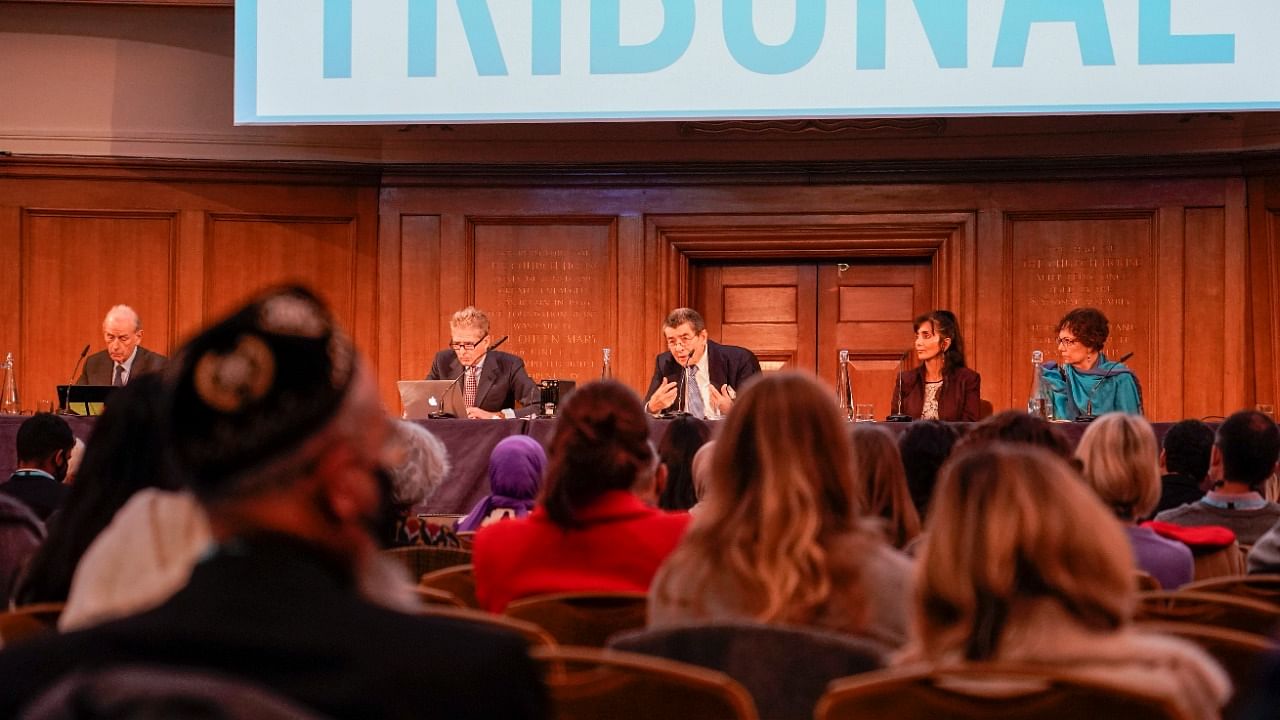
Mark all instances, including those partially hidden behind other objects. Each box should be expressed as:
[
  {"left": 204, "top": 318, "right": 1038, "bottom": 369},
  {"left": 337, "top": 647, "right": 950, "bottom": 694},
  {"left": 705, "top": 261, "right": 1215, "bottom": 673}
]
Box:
[{"left": 456, "top": 435, "right": 546, "bottom": 532}]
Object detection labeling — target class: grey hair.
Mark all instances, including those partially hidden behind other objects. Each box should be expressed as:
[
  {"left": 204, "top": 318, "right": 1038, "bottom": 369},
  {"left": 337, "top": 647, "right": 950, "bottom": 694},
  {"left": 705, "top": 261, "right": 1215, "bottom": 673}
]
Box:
[
  {"left": 389, "top": 421, "right": 451, "bottom": 506},
  {"left": 105, "top": 304, "right": 142, "bottom": 331},
  {"left": 449, "top": 306, "right": 490, "bottom": 334}
]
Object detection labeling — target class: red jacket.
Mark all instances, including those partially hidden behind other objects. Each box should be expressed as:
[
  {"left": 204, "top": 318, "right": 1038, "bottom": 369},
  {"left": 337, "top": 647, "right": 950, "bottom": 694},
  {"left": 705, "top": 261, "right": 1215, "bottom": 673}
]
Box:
[{"left": 473, "top": 491, "right": 691, "bottom": 612}]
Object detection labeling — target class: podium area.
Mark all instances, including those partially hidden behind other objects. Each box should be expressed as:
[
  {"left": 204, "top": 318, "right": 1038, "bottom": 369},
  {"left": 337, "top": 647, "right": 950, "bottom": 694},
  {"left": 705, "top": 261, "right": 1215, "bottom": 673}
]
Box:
[{"left": 0, "top": 415, "right": 1188, "bottom": 515}]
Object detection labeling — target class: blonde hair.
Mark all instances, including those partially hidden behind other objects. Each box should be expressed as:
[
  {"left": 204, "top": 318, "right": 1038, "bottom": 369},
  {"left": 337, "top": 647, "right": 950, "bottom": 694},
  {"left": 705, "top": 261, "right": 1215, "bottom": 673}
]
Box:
[
  {"left": 917, "top": 444, "right": 1134, "bottom": 661},
  {"left": 1076, "top": 413, "right": 1161, "bottom": 521},
  {"left": 851, "top": 425, "right": 921, "bottom": 549},
  {"left": 449, "top": 306, "right": 490, "bottom": 334},
  {"left": 652, "top": 372, "right": 871, "bottom": 625}
]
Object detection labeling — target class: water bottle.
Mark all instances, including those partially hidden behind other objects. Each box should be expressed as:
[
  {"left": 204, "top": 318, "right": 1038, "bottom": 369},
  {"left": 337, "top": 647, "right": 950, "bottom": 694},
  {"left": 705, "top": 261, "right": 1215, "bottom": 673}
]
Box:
[
  {"left": 836, "top": 349, "right": 855, "bottom": 421},
  {"left": 1028, "top": 350, "right": 1054, "bottom": 421},
  {"left": 1, "top": 353, "right": 18, "bottom": 415},
  {"left": 600, "top": 347, "right": 612, "bottom": 380}
]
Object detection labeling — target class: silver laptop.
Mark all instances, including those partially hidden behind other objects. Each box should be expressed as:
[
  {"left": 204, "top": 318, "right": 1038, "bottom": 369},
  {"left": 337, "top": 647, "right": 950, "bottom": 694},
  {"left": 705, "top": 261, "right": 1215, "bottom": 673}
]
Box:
[{"left": 397, "top": 379, "right": 465, "bottom": 419}]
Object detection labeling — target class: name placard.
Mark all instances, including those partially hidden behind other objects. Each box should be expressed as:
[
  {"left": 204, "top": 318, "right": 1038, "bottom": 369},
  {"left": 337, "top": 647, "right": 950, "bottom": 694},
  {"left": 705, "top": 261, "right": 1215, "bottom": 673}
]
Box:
[{"left": 236, "top": 1, "right": 1280, "bottom": 124}]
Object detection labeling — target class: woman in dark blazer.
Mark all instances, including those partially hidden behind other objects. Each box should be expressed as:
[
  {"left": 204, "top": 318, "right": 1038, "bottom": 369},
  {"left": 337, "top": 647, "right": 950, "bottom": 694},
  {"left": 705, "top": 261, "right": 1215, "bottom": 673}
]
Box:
[{"left": 894, "top": 310, "right": 982, "bottom": 422}]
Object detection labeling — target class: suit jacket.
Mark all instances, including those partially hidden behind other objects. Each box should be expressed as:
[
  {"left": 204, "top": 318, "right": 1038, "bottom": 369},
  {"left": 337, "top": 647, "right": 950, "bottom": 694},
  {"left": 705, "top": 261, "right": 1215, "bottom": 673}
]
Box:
[
  {"left": 894, "top": 366, "right": 982, "bottom": 422},
  {"left": 644, "top": 340, "right": 762, "bottom": 405},
  {"left": 0, "top": 470, "right": 69, "bottom": 521},
  {"left": 426, "top": 349, "right": 541, "bottom": 417},
  {"left": 0, "top": 534, "right": 545, "bottom": 720},
  {"left": 473, "top": 490, "right": 691, "bottom": 612},
  {"left": 76, "top": 346, "right": 168, "bottom": 386}
]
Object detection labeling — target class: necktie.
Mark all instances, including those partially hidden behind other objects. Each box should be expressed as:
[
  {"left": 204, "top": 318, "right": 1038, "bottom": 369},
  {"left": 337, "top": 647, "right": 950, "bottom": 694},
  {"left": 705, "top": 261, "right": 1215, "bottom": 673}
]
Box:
[
  {"left": 113, "top": 364, "right": 126, "bottom": 387},
  {"left": 686, "top": 366, "right": 705, "bottom": 419},
  {"left": 464, "top": 365, "right": 478, "bottom": 408}
]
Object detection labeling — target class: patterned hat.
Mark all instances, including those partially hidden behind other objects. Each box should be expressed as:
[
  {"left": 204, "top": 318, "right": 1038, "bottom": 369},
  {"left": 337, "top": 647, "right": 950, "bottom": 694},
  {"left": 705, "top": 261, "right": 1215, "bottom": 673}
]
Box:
[{"left": 168, "top": 285, "right": 356, "bottom": 496}]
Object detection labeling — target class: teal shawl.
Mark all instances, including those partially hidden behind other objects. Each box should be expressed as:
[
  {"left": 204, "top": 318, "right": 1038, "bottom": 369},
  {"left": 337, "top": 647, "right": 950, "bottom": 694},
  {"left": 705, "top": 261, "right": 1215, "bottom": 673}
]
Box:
[{"left": 1041, "top": 353, "right": 1143, "bottom": 420}]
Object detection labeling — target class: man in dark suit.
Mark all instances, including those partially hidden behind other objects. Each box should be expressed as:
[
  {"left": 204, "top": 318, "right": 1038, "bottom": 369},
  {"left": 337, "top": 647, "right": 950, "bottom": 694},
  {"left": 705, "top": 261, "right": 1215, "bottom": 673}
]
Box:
[
  {"left": 645, "top": 308, "right": 761, "bottom": 419},
  {"left": 76, "top": 305, "right": 167, "bottom": 386},
  {"left": 427, "top": 306, "right": 540, "bottom": 418},
  {"left": 0, "top": 412, "right": 73, "bottom": 520},
  {"left": 0, "top": 286, "right": 545, "bottom": 720}
]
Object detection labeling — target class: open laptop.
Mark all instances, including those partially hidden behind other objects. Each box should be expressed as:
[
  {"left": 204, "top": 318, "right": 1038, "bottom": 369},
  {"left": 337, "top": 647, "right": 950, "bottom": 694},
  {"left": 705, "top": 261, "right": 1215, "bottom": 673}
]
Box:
[{"left": 397, "top": 379, "right": 465, "bottom": 419}]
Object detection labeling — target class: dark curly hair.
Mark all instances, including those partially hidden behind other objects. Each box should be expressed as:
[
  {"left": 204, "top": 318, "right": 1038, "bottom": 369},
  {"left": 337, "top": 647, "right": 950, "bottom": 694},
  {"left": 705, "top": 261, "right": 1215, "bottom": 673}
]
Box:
[
  {"left": 1057, "top": 307, "right": 1109, "bottom": 352},
  {"left": 914, "top": 310, "right": 967, "bottom": 375}
]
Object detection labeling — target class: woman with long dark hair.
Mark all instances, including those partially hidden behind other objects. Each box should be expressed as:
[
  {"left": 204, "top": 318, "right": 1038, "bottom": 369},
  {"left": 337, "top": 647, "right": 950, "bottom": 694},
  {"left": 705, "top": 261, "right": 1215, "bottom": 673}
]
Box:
[{"left": 894, "top": 310, "right": 981, "bottom": 421}]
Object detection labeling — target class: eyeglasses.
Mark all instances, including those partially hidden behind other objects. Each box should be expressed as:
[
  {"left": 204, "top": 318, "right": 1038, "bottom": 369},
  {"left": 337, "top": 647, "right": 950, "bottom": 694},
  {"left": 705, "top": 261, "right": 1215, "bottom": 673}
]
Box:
[
  {"left": 666, "top": 334, "right": 699, "bottom": 348},
  {"left": 1056, "top": 336, "right": 1081, "bottom": 348},
  {"left": 449, "top": 333, "right": 488, "bottom": 351}
]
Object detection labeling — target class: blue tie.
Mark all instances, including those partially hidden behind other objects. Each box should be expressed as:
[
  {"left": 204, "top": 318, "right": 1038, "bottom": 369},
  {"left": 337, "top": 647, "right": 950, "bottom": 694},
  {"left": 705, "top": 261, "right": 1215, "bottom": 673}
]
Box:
[{"left": 686, "top": 366, "right": 705, "bottom": 419}]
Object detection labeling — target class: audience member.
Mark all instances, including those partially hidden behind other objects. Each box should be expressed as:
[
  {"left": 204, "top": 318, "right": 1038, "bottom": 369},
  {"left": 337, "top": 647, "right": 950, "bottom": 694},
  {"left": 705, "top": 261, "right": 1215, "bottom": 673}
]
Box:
[
  {"left": 957, "top": 410, "right": 1074, "bottom": 462},
  {"left": 687, "top": 440, "right": 715, "bottom": 515},
  {"left": 898, "top": 420, "right": 959, "bottom": 520},
  {"left": 456, "top": 435, "right": 544, "bottom": 532},
  {"left": 902, "top": 444, "right": 1229, "bottom": 720},
  {"left": 13, "top": 375, "right": 186, "bottom": 609},
  {"left": 1076, "top": 413, "right": 1193, "bottom": 589},
  {"left": 473, "top": 380, "right": 689, "bottom": 612},
  {"left": 649, "top": 372, "right": 913, "bottom": 649},
  {"left": 1, "top": 413, "right": 74, "bottom": 521},
  {"left": 0, "top": 495, "right": 44, "bottom": 604},
  {"left": 656, "top": 415, "right": 711, "bottom": 511},
  {"left": 0, "top": 286, "right": 545, "bottom": 720},
  {"left": 1155, "top": 419, "right": 1216, "bottom": 517},
  {"left": 1155, "top": 410, "right": 1280, "bottom": 544},
  {"left": 64, "top": 437, "right": 85, "bottom": 485},
  {"left": 385, "top": 421, "right": 453, "bottom": 545},
  {"left": 851, "top": 425, "right": 921, "bottom": 549}
]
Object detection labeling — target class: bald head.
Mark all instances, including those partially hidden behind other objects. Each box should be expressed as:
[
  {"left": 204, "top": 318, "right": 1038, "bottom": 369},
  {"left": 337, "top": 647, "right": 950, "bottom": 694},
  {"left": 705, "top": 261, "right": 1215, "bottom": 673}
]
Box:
[{"left": 102, "top": 305, "right": 143, "bottom": 365}]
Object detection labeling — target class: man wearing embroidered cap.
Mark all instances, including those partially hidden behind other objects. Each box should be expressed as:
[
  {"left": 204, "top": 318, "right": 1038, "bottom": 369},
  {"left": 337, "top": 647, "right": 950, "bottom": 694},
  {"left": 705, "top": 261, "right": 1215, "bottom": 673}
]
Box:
[{"left": 0, "top": 286, "right": 545, "bottom": 720}]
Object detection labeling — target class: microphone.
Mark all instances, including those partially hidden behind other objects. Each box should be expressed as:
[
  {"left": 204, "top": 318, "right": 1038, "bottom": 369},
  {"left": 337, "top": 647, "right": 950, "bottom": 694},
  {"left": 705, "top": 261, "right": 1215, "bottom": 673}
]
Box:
[
  {"left": 1073, "top": 351, "right": 1134, "bottom": 423},
  {"left": 662, "top": 345, "right": 698, "bottom": 418},
  {"left": 68, "top": 344, "right": 89, "bottom": 385},
  {"left": 885, "top": 347, "right": 913, "bottom": 422}
]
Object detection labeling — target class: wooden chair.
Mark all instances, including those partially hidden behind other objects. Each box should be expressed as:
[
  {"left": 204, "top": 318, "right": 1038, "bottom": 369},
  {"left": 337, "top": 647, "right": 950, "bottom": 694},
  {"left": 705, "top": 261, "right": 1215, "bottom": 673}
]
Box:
[
  {"left": 1135, "top": 570, "right": 1162, "bottom": 591},
  {"left": 419, "top": 605, "right": 556, "bottom": 648},
  {"left": 1182, "top": 574, "right": 1280, "bottom": 607},
  {"left": 1136, "top": 620, "right": 1274, "bottom": 720},
  {"left": 1135, "top": 590, "right": 1280, "bottom": 636},
  {"left": 815, "top": 663, "right": 1184, "bottom": 720},
  {"left": 531, "top": 646, "right": 758, "bottom": 720},
  {"left": 1191, "top": 541, "right": 1246, "bottom": 581},
  {"left": 418, "top": 564, "right": 478, "bottom": 608},
  {"left": 0, "top": 602, "right": 64, "bottom": 648},
  {"left": 609, "top": 621, "right": 884, "bottom": 720},
  {"left": 383, "top": 545, "right": 472, "bottom": 581},
  {"left": 505, "top": 592, "right": 648, "bottom": 647},
  {"left": 415, "top": 586, "right": 466, "bottom": 608}
]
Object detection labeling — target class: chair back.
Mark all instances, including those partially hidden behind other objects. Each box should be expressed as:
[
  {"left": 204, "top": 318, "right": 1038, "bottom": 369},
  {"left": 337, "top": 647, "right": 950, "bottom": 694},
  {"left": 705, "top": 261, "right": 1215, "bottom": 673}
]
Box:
[
  {"left": 505, "top": 592, "right": 648, "bottom": 647},
  {"left": 0, "top": 602, "right": 63, "bottom": 648},
  {"left": 1191, "top": 542, "right": 1246, "bottom": 581},
  {"left": 420, "top": 605, "right": 557, "bottom": 648},
  {"left": 419, "top": 564, "right": 478, "bottom": 608},
  {"left": 415, "top": 586, "right": 466, "bottom": 608},
  {"left": 815, "top": 663, "right": 1184, "bottom": 720},
  {"left": 1135, "top": 590, "right": 1280, "bottom": 636},
  {"left": 1135, "top": 620, "right": 1273, "bottom": 720},
  {"left": 383, "top": 545, "right": 472, "bottom": 581},
  {"left": 610, "top": 622, "right": 884, "bottom": 720},
  {"left": 532, "top": 646, "right": 758, "bottom": 720},
  {"left": 1182, "top": 574, "right": 1280, "bottom": 607},
  {"left": 1135, "top": 571, "right": 1162, "bottom": 591}
]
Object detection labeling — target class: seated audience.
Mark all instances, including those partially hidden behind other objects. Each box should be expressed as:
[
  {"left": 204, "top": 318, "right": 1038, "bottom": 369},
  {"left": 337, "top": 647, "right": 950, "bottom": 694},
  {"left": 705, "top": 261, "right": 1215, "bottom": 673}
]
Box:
[
  {"left": 852, "top": 425, "right": 921, "bottom": 549},
  {"left": 1155, "top": 410, "right": 1280, "bottom": 545},
  {"left": 649, "top": 372, "right": 914, "bottom": 649},
  {"left": 0, "top": 495, "right": 43, "bottom": 604},
  {"left": 1076, "top": 413, "right": 1193, "bottom": 589},
  {"left": 898, "top": 420, "right": 960, "bottom": 520},
  {"left": 0, "top": 286, "right": 545, "bottom": 720},
  {"left": 385, "top": 421, "right": 453, "bottom": 545},
  {"left": 656, "top": 416, "right": 711, "bottom": 511},
  {"left": 1155, "top": 419, "right": 1216, "bottom": 517},
  {"left": 687, "top": 440, "right": 715, "bottom": 515},
  {"left": 13, "top": 375, "right": 185, "bottom": 608},
  {"left": 901, "top": 444, "right": 1229, "bottom": 720},
  {"left": 1, "top": 413, "right": 74, "bottom": 521},
  {"left": 957, "top": 409, "right": 1075, "bottom": 463},
  {"left": 64, "top": 437, "right": 85, "bottom": 485},
  {"left": 456, "top": 435, "right": 544, "bottom": 532},
  {"left": 473, "top": 380, "right": 690, "bottom": 612}
]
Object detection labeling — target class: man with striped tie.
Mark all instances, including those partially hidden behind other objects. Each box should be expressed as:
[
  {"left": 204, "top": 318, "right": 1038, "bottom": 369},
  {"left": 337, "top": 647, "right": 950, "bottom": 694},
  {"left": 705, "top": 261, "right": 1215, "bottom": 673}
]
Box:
[
  {"left": 644, "top": 307, "right": 761, "bottom": 419},
  {"left": 75, "top": 304, "right": 167, "bottom": 387},
  {"left": 426, "top": 306, "right": 541, "bottom": 419}
]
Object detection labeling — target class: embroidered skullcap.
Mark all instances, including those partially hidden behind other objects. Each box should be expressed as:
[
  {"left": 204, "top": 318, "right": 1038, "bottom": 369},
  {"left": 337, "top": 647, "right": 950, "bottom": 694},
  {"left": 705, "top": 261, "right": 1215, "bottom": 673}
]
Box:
[{"left": 168, "top": 285, "right": 356, "bottom": 495}]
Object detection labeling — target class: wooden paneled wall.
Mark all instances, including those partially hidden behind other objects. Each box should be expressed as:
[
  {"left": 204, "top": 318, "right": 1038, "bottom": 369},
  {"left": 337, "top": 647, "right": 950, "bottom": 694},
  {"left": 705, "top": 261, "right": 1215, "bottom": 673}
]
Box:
[{"left": 2, "top": 157, "right": 1278, "bottom": 422}]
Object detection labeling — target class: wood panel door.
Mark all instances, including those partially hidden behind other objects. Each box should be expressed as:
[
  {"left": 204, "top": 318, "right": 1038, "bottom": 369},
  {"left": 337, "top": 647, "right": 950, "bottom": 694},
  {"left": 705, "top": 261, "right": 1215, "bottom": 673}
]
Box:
[{"left": 695, "top": 259, "right": 932, "bottom": 416}]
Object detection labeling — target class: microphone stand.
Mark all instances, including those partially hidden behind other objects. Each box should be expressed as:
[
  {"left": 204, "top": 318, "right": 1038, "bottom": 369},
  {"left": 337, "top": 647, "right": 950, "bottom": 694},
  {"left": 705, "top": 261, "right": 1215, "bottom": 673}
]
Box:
[
  {"left": 428, "top": 335, "right": 508, "bottom": 418},
  {"left": 661, "top": 347, "right": 697, "bottom": 418},
  {"left": 885, "top": 347, "right": 913, "bottom": 423},
  {"left": 60, "top": 344, "right": 91, "bottom": 414},
  {"left": 1073, "top": 351, "right": 1134, "bottom": 423}
]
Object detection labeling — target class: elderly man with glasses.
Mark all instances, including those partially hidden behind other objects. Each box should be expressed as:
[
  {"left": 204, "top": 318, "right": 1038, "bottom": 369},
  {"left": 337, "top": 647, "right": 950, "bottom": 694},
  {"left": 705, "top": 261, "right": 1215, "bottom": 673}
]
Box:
[
  {"left": 426, "top": 306, "right": 541, "bottom": 419},
  {"left": 644, "top": 307, "right": 761, "bottom": 419}
]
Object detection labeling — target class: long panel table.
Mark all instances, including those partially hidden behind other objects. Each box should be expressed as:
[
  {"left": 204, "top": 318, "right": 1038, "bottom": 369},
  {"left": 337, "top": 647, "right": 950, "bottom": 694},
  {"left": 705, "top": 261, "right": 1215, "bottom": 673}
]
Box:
[{"left": 0, "top": 415, "right": 1182, "bottom": 514}]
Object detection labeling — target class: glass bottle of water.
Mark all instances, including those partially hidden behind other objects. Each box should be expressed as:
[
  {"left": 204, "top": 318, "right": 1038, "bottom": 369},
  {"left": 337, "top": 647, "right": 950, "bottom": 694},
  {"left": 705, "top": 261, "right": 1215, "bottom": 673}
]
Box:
[
  {"left": 600, "top": 347, "right": 612, "bottom": 380},
  {"left": 1, "top": 353, "right": 18, "bottom": 415},
  {"left": 836, "top": 349, "right": 855, "bottom": 421},
  {"left": 1028, "top": 350, "right": 1054, "bottom": 420}
]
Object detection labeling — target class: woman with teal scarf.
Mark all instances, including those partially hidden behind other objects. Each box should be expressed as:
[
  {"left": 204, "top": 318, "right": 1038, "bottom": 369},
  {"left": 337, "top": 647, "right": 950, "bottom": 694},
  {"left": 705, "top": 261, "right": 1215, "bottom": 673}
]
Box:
[{"left": 1041, "top": 307, "right": 1143, "bottom": 419}]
